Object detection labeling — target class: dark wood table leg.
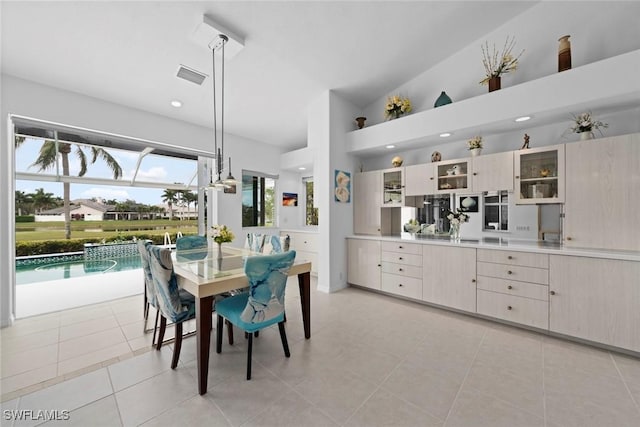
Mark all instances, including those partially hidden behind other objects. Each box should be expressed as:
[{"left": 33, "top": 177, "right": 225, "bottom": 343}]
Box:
[
  {"left": 297, "top": 272, "right": 311, "bottom": 339},
  {"left": 196, "top": 295, "right": 213, "bottom": 395}
]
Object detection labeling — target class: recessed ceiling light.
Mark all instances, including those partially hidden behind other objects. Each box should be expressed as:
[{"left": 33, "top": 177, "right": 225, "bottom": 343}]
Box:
[
  {"left": 298, "top": 167, "right": 306, "bottom": 170},
  {"left": 515, "top": 116, "right": 531, "bottom": 122},
  {"left": 439, "top": 132, "right": 452, "bottom": 137},
  {"left": 386, "top": 145, "right": 395, "bottom": 149},
  {"left": 170, "top": 100, "right": 182, "bottom": 108}
]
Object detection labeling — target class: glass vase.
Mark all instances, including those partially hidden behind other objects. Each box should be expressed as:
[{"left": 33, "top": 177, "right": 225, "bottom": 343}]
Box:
[{"left": 449, "top": 223, "right": 461, "bottom": 241}]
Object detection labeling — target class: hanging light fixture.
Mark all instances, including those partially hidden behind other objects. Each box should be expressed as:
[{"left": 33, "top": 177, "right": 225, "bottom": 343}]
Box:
[{"left": 209, "top": 33, "right": 237, "bottom": 190}]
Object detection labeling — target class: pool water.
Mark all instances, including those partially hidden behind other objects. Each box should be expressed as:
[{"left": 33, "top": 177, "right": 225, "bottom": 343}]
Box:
[{"left": 16, "top": 255, "right": 142, "bottom": 285}]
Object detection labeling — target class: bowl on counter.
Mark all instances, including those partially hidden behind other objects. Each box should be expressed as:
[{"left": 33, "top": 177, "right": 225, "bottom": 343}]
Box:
[{"left": 404, "top": 223, "right": 422, "bottom": 234}]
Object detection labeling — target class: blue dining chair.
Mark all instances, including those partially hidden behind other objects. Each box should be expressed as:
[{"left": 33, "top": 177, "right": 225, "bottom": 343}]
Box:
[
  {"left": 138, "top": 239, "right": 160, "bottom": 344},
  {"left": 147, "top": 244, "right": 197, "bottom": 369},
  {"left": 176, "top": 235, "right": 208, "bottom": 261},
  {"left": 262, "top": 234, "right": 290, "bottom": 254},
  {"left": 215, "top": 250, "right": 297, "bottom": 380},
  {"left": 244, "top": 233, "right": 265, "bottom": 253}
]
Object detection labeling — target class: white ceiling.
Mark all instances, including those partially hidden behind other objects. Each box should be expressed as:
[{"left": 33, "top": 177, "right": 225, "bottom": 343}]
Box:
[{"left": 1, "top": 1, "right": 537, "bottom": 152}]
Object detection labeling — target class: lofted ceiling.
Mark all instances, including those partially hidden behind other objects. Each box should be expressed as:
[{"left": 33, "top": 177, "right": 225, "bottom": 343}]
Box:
[{"left": 1, "top": 1, "right": 537, "bottom": 152}]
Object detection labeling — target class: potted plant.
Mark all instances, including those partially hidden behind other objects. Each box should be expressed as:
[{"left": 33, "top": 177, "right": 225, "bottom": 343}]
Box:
[
  {"left": 479, "top": 36, "right": 524, "bottom": 92},
  {"left": 467, "top": 136, "right": 483, "bottom": 156}
]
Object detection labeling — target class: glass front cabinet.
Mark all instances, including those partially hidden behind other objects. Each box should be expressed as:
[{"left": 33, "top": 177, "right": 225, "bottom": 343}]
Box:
[
  {"left": 514, "top": 144, "right": 565, "bottom": 204},
  {"left": 435, "top": 158, "right": 472, "bottom": 194},
  {"left": 382, "top": 167, "right": 404, "bottom": 206}
]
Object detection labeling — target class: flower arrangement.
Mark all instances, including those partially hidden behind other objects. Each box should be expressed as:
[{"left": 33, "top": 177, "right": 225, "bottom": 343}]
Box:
[
  {"left": 467, "top": 136, "right": 483, "bottom": 150},
  {"left": 384, "top": 95, "right": 412, "bottom": 120},
  {"left": 570, "top": 111, "right": 608, "bottom": 134},
  {"left": 447, "top": 209, "right": 469, "bottom": 225},
  {"left": 404, "top": 218, "right": 421, "bottom": 233},
  {"left": 210, "top": 224, "right": 234, "bottom": 244},
  {"left": 479, "top": 36, "right": 524, "bottom": 85}
]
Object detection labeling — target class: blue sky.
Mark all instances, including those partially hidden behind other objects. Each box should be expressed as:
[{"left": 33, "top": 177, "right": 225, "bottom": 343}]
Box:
[{"left": 15, "top": 138, "right": 198, "bottom": 205}]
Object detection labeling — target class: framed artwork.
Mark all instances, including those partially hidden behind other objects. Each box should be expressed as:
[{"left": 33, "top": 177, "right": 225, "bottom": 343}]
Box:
[
  {"left": 459, "top": 196, "right": 479, "bottom": 212},
  {"left": 282, "top": 192, "right": 298, "bottom": 206},
  {"left": 334, "top": 170, "right": 351, "bottom": 203},
  {"left": 223, "top": 184, "right": 236, "bottom": 194}
]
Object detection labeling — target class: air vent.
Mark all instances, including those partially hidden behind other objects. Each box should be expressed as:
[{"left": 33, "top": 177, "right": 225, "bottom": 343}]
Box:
[{"left": 176, "top": 65, "right": 208, "bottom": 85}]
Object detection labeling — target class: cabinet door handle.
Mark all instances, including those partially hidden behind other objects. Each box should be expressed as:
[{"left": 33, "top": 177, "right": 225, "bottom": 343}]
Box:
[
  {"left": 430, "top": 177, "right": 434, "bottom": 180},
  {"left": 507, "top": 306, "right": 513, "bottom": 310},
  {"left": 507, "top": 270, "right": 513, "bottom": 275},
  {"left": 398, "top": 246, "right": 403, "bottom": 249},
  {"left": 399, "top": 268, "right": 403, "bottom": 272},
  {"left": 377, "top": 264, "right": 381, "bottom": 267},
  {"left": 507, "top": 255, "right": 513, "bottom": 260},
  {"left": 399, "top": 257, "right": 403, "bottom": 260},
  {"left": 566, "top": 237, "right": 572, "bottom": 241},
  {"left": 507, "top": 285, "right": 513, "bottom": 290},
  {"left": 550, "top": 290, "right": 556, "bottom": 295},
  {"left": 515, "top": 175, "right": 520, "bottom": 179},
  {"left": 471, "top": 278, "right": 476, "bottom": 283},
  {"left": 473, "top": 172, "right": 477, "bottom": 176},
  {"left": 398, "top": 283, "right": 404, "bottom": 287}
]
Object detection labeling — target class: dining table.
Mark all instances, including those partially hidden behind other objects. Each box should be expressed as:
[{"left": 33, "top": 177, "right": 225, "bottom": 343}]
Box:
[{"left": 173, "top": 245, "right": 312, "bottom": 395}]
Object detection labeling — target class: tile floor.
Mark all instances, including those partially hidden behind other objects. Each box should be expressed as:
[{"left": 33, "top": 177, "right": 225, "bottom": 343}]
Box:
[{"left": 2, "top": 278, "right": 640, "bottom": 426}]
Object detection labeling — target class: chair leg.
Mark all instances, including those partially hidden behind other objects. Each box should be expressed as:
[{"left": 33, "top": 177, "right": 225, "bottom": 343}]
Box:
[
  {"left": 156, "top": 316, "right": 167, "bottom": 351},
  {"left": 152, "top": 309, "right": 160, "bottom": 346},
  {"left": 171, "top": 322, "right": 182, "bottom": 369},
  {"left": 246, "top": 333, "right": 253, "bottom": 380},
  {"left": 226, "top": 319, "right": 234, "bottom": 345},
  {"left": 254, "top": 331, "right": 259, "bottom": 338},
  {"left": 278, "top": 322, "right": 290, "bottom": 357},
  {"left": 216, "top": 315, "right": 223, "bottom": 354}
]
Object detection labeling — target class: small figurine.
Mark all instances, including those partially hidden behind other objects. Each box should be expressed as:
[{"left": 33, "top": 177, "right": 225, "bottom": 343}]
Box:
[
  {"left": 521, "top": 133, "right": 530, "bottom": 149},
  {"left": 391, "top": 156, "right": 403, "bottom": 167},
  {"left": 431, "top": 151, "right": 442, "bottom": 162}
]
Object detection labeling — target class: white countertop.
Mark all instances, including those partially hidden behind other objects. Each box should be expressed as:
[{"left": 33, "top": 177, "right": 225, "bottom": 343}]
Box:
[{"left": 348, "top": 233, "right": 640, "bottom": 262}]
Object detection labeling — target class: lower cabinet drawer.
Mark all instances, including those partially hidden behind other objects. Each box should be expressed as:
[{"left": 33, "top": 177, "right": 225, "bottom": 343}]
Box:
[
  {"left": 477, "top": 290, "right": 549, "bottom": 330},
  {"left": 381, "top": 273, "right": 422, "bottom": 299},
  {"left": 381, "top": 262, "right": 422, "bottom": 279},
  {"left": 477, "top": 262, "right": 549, "bottom": 285},
  {"left": 477, "top": 276, "right": 549, "bottom": 301}
]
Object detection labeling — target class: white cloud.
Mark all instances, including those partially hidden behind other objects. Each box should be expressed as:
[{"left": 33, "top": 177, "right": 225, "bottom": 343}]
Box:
[
  {"left": 80, "top": 188, "right": 131, "bottom": 201},
  {"left": 123, "top": 166, "right": 168, "bottom": 181}
]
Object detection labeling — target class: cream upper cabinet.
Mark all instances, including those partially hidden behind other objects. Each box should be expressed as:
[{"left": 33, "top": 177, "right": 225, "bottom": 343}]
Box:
[
  {"left": 471, "top": 151, "right": 514, "bottom": 193},
  {"left": 347, "top": 239, "right": 381, "bottom": 290},
  {"left": 549, "top": 255, "right": 640, "bottom": 352},
  {"left": 405, "top": 163, "right": 435, "bottom": 196},
  {"left": 353, "top": 171, "right": 382, "bottom": 235},
  {"left": 564, "top": 134, "right": 640, "bottom": 251},
  {"left": 382, "top": 167, "right": 405, "bottom": 206},
  {"left": 434, "top": 158, "right": 473, "bottom": 194},
  {"left": 514, "top": 144, "right": 565, "bottom": 204},
  {"left": 422, "top": 245, "right": 476, "bottom": 312}
]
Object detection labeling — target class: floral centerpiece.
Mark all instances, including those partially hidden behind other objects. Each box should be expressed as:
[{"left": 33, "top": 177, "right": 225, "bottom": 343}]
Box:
[
  {"left": 467, "top": 136, "right": 483, "bottom": 150},
  {"left": 447, "top": 209, "right": 469, "bottom": 241},
  {"left": 404, "top": 218, "right": 421, "bottom": 234},
  {"left": 384, "top": 95, "right": 412, "bottom": 120},
  {"left": 479, "top": 36, "right": 524, "bottom": 89},
  {"left": 211, "top": 224, "right": 234, "bottom": 244},
  {"left": 570, "top": 111, "right": 608, "bottom": 139}
]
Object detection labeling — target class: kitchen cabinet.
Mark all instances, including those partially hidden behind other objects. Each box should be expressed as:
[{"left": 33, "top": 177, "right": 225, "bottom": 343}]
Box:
[
  {"left": 476, "top": 249, "right": 549, "bottom": 329},
  {"left": 380, "top": 241, "right": 422, "bottom": 299},
  {"left": 435, "top": 158, "right": 472, "bottom": 194},
  {"left": 382, "top": 167, "right": 405, "bottom": 206},
  {"left": 347, "top": 239, "right": 381, "bottom": 290},
  {"left": 422, "top": 245, "right": 476, "bottom": 312},
  {"left": 353, "top": 170, "right": 382, "bottom": 235},
  {"left": 405, "top": 163, "right": 436, "bottom": 196},
  {"left": 564, "top": 133, "right": 640, "bottom": 251},
  {"left": 514, "top": 144, "right": 565, "bottom": 204},
  {"left": 549, "top": 255, "right": 640, "bottom": 352},
  {"left": 471, "top": 151, "right": 514, "bottom": 192},
  {"left": 283, "top": 231, "right": 318, "bottom": 275}
]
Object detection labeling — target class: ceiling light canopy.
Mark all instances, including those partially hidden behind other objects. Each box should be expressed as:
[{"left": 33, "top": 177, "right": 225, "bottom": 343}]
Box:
[{"left": 191, "top": 15, "right": 244, "bottom": 59}]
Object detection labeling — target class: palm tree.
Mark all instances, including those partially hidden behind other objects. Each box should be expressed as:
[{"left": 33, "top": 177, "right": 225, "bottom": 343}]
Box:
[
  {"left": 18, "top": 138, "right": 122, "bottom": 239},
  {"left": 180, "top": 190, "right": 198, "bottom": 220},
  {"left": 161, "top": 189, "right": 179, "bottom": 220},
  {"left": 31, "top": 188, "right": 58, "bottom": 213}
]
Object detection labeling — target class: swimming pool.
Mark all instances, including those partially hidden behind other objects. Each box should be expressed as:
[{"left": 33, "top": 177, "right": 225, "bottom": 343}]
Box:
[{"left": 16, "top": 255, "right": 142, "bottom": 285}]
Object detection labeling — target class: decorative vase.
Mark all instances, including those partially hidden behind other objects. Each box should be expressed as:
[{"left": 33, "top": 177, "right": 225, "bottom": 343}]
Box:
[
  {"left": 470, "top": 148, "right": 482, "bottom": 157},
  {"left": 558, "top": 35, "right": 572, "bottom": 72},
  {"left": 434, "top": 91, "right": 452, "bottom": 108},
  {"left": 355, "top": 116, "right": 366, "bottom": 129},
  {"left": 216, "top": 242, "right": 223, "bottom": 259},
  {"left": 449, "top": 223, "right": 461, "bottom": 241},
  {"left": 580, "top": 131, "right": 594, "bottom": 140},
  {"left": 488, "top": 76, "right": 501, "bottom": 92}
]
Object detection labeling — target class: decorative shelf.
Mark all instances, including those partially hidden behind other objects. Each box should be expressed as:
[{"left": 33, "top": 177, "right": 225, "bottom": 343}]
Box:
[
  {"left": 345, "top": 50, "right": 640, "bottom": 155},
  {"left": 439, "top": 174, "right": 468, "bottom": 179},
  {"left": 520, "top": 176, "right": 557, "bottom": 182}
]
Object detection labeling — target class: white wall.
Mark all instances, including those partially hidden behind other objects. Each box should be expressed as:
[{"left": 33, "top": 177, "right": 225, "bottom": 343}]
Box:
[
  {"left": 362, "top": 1, "right": 640, "bottom": 126},
  {"left": 0, "top": 75, "right": 284, "bottom": 326}
]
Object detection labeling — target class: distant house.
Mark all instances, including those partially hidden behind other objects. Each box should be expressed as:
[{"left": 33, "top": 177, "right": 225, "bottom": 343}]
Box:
[{"left": 35, "top": 199, "right": 115, "bottom": 222}]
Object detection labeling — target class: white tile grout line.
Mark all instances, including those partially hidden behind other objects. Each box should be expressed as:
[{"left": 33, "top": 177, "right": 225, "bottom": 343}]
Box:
[
  {"left": 610, "top": 352, "right": 640, "bottom": 416},
  {"left": 441, "top": 328, "right": 487, "bottom": 427}
]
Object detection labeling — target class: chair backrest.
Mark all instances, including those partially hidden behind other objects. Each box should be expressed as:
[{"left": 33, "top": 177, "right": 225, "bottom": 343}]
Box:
[
  {"left": 244, "top": 233, "right": 265, "bottom": 253},
  {"left": 240, "top": 250, "right": 296, "bottom": 324},
  {"left": 137, "top": 240, "right": 156, "bottom": 307},
  {"left": 176, "top": 235, "right": 208, "bottom": 260},
  {"left": 148, "top": 245, "right": 192, "bottom": 323},
  {"left": 262, "top": 234, "right": 290, "bottom": 254}
]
